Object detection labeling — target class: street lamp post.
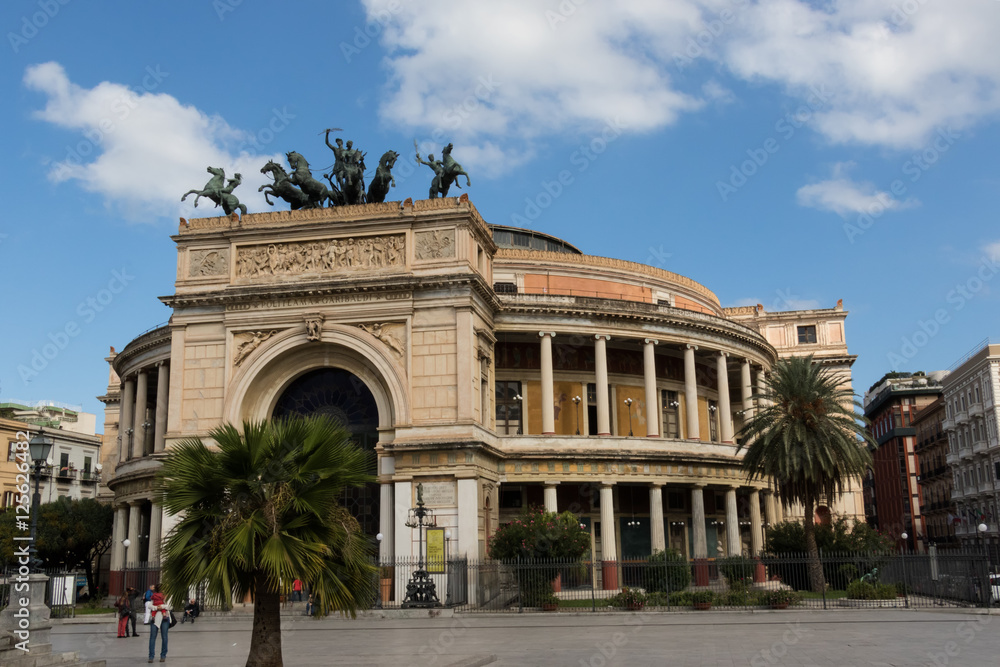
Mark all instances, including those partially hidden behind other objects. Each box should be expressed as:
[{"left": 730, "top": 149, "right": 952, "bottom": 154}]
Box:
[
  {"left": 125, "top": 428, "right": 135, "bottom": 459},
  {"left": 978, "top": 522, "right": 990, "bottom": 608},
  {"left": 122, "top": 538, "right": 131, "bottom": 595},
  {"left": 900, "top": 532, "right": 909, "bottom": 608},
  {"left": 444, "top": 529, "right": 452, "bottom": 606},
  {"left": 375, "top": 533, "right": 383, "bottom": 609},
  {"left": 401, "top": 484, "right": 441, "bottom": 608},
  {"left": 572, "top": 395, "right": 581, "bottom": 435},
  {"left": 27, "top": 434, "right": 54, "bottom": 572},
  {"left": 624, "top": 398, "right": 633, "bottom": 437},
  {"left": 141, "top": 421, "right": 152, "bottom": 456}
]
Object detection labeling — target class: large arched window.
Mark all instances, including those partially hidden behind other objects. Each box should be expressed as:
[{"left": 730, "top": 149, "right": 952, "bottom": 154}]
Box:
[{"left": 273, "top": 368, "right": 380, "bottom": 537}]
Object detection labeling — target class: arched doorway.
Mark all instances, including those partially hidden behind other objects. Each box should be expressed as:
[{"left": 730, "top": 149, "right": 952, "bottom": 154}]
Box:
[{"left": 272, "top": 368, "right": 380, "bottom": 538}]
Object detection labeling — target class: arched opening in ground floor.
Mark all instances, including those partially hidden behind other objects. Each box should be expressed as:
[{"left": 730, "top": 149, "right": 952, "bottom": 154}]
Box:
[{"left": 272, "top": 367, "right": 381, "bottom": 540}]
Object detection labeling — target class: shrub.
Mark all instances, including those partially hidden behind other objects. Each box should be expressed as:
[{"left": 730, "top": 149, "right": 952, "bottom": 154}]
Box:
[
  {"left": 846, "top": 580, "right": 897, "bottom": 600},
  {"left": 668, "top": 590, "right": 693, "bottom": 606},
  {"left": 720, "top": 588, "right": 761, "bottom": 607},
  {"left": 488, "top": 507, "right": 590, "bottom": 607},
  {"left": 645, "top": 549, "right": 691, "bottom": 593},
  {"left": 609, "top": 587, "right": 646, "bottom": 608},
  {"left": 761, "top": 589, "right": 801, "bottom": 607},
  {"left": 718, "top": 556, "right": 755, "bottom": 589},
  {"left": 690, "top": 590, "right": 715, "bottom": 606}
]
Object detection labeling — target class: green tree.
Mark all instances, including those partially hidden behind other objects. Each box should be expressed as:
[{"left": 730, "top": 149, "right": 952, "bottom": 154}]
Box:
[
  {"left": 737, "top": 355, "right": 874, "bottom": 593},
  {"left": 0, "top": 498, "right": 112, "bottom": 599},
  {"left": 157, "top": 417, "right": 376, "bottom": 667},
  {"left": 488, "top": 507, "right": 589, "bottom": 606}
]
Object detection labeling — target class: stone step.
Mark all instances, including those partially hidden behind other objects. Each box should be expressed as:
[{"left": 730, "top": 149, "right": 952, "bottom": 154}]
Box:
[{"left": 0, "top": 649, "right": 80, "bottom": 667}]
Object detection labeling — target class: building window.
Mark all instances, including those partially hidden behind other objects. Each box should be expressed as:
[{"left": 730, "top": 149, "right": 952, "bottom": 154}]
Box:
[
  {"left": 84, "top": 456, "right": 92, "bottom": 473},
  {"left": 495, "top": 380, "right": 522, "bottom": 435},
  {"left": 499, "top": 486, "right": 523, "bottom": 509},
  {"left": 709, "top": 400, "right": 719, "bottom": 442},
  {"left": 662, "top": 389, "right": 680, "bottom": 438},
  {"left": 995, "top": 462, "right": 1000, "bottom": 480},
  {"left": 7, "top": 441, "right": 18, "bottom": 462},
  {"left": 493, "top": 282, "right": 517, "bottom": 294},
  {"left": 797, "top": 325, "right": 817, "bottom": 344}
]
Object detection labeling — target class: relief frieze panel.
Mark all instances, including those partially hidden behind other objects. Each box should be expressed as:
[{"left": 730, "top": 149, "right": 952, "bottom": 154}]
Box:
[
  {"left": 189, "top": 248, "right": 229, "bottom": 277},
  {"left": 236, "top": 234, "right": 405, "bottom": 280}
]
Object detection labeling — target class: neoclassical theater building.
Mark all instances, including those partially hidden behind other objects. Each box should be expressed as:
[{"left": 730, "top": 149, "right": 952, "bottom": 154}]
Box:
[{"left": 100, "top": 197, "right": 862, "bottom": 594}]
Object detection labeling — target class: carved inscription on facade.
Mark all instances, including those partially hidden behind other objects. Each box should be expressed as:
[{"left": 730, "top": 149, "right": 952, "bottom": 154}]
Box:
[
  {"left": 189, "top": 249, "right": 229, "bottom": 277},
  {"left": 420, "top": 481, "right": 456, "bottom": 507},
  {"left": 236, "top": 234, "right": 405, "bottom": 279},
  {"left": 415, "top": 229, "right": 455, "bottom": 260}
]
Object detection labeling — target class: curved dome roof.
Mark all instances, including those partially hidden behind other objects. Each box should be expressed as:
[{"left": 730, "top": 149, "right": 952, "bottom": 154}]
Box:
[{"left": 489, "top": 224, "right": 581, "bottom": 254}]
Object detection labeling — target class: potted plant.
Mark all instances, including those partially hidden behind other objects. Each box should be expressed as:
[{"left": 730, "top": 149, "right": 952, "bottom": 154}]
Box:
[
  {"left": 762, "top": 589, "right": 799, "bottom": 610},
  {"left": 691, "top": 590, "right": 714, "bottom": 610},
  {"left": 540, "top": 592, "right": 559, "bottom": 612},
  {"left": 379, "top": 566, "right": 393, "bottom": 603},
  {"left": 612, "top": 587, "right": 646, "bottom": 611}
]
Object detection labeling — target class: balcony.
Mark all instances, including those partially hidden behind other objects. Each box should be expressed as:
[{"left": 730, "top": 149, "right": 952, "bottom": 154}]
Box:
[
  {"left": 969, "top": 402, "right": 985, "bottom": 418},
  {"left": 973, "top": 439, "right": 989, "bottom": 455},
  {"left": 946, "top": 451, "right": 961, "bottom": 466},
  {"left": 955, "top": 409, "right": 969, "bottom": 425},
  {"left": 79, "top": 470, "right": 100, "bottom": 484},
  {"left": 54, "top": 467, "right": 77, "bottom": 481},
  {"left": 942, "top": 416, "right": 956, "bottom": 431}
]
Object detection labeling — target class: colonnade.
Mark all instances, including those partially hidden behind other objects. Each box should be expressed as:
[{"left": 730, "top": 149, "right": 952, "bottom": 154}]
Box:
[
  {"left": 536, "top": 333, "right": 764, "bottom": 441},
  {"left": 117, "top": 361, "right": 170, "bottom": 462}
]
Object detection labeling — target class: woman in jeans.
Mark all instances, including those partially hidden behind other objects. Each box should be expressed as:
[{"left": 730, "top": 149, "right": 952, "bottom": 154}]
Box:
[{"left": 148, "top": 584, "right": 169, "bottom": 663}]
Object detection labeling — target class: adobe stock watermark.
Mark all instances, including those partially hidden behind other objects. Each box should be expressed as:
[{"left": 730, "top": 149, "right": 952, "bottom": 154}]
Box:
[
  {"left": 843, "top": 126, "right": 960, "bottom": 243},
  {"left": 509, "top": 116, "right": 627, "bottom": 226},
  {"left": 8, "top": 0, "right": 72, "bottom": 54},
  {"left": 213, "top": 0, "right": 245, "bottom": 21},
  {"left": 18, "top": 267, "right": 134, "bottom": 383},
  {"left": 51, "top": 66, "right": 170, "bottom": 181},
  {"left": 673, "top": 0, "right": 750, "bottom": 71},
  {"left": 887, "top": 252, "right": 1000, "bottom": 367},
  {"left": 233, "top": 106, "right": 296, "bottom": 161},
  {"left": 716, "top": 85, "right": 831, "bottom": 202},
  {"left": 749, "top": 621, "right": 814, "bottom": 667},
  {"left": 545, "top": 0, "right": 590, "bottom": 31},
  {"left": 340, "top": 0, "right": 403, "bottom": 62},
  {"left": 926, "top": 614, "right": 992, "bottom": 666}
]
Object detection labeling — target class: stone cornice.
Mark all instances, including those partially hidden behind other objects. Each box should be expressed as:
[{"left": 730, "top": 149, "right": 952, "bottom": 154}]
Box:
[
  {"left": 161, "top": 272, "right": 502, "bottom": 312},
  {"left": 113, "top": 326, "right": 171, "bottom": 376},
  {"left": 495, "top": 294, "right": 777, "bottom": 363},
  {"left": 494, "top": 248, "right": 720, "bottom": 309}
]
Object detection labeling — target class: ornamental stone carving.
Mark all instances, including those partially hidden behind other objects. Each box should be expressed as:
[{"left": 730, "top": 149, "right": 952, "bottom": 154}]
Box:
[
  {"left": 358, "top": 322, "right": 406, "bottom": 360},
  {"left": 235, "top": 234, "right": 405, "bottom": 279},
  {"left": 189, "top": 249, "right": 229, "bottom": 277},
  {"left": 305, "top": 314, "right": 325, "bottom": 341},
  {"left": 233, "top": 330, "right": 278, "bottom": 367},
  {"left": 415, "top": 229, "right": 454, "bottom": 260}
]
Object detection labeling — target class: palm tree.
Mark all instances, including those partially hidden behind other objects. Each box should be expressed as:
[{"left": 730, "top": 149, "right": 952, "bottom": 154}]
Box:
[
  {"left": 157, "top": 416, "right": 376, "bottom": 667},
  {"left": 736, "top": 355, "right": 874, "bottom": 593}
]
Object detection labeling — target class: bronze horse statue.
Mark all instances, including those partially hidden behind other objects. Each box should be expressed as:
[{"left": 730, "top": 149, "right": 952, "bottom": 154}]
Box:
[
  {"left": 259, "top": 161, "right": 311, "bottom": 209},
  {"left": 366, "top": 150, "right": 399, "bottom": 204},
  {"left": 286, "top": 151, "right": 335, "bottom": 208},
  {"left": 439, "top": 143, "right": 471, "bottom": 197},
  {"left": 181, "top": 166, "right": 247, "bottom": 217}
]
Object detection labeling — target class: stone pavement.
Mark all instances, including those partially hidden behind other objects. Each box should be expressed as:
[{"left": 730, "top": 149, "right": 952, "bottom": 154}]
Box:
[{"left": 50, "top": 609, "right": 1000, "bottom": 666}]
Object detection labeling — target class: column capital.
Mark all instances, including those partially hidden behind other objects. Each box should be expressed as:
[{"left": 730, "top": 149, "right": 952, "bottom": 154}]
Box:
[
  {"left": 648, "top": 482, "right": 664, "bottom": 489},
  {"left": 538, "top": 331, "right": 556, "bottom": 338},
  {"left": 692, "top": 482, "right": 707, "bottom": 488},
  {"left": 685, "top": 344, "right": 698, "bottom": 351},
  {"left": 157, "top": 360, "right": 169, "bottom": 368},
  {"left": 643, "top": 338, "right": 659, "bottom": 346},
  {"left": 543, "top": 481, "right": 560, "bottom": 487},
  {"left": 595, "top": 334, "right": 611, "bottom": 341},
  {"left": 718, "top": 351, "right": 729, "bottom": 358},
  {"left": 599, "top": 481, "right": 616, "bottom": 488}
]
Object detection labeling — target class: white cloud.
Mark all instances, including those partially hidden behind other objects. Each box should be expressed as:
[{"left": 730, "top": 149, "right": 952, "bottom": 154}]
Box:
[
  {"left": 25, "top": 62, "right": 287, "bottom": 221},
  {"left": 983, "top": 241, "right": 1000, "bottom": 262},
  {"left": 364, "top": 0, "right": 1000, "bottom": 164},
  {"left": 797, "top": 162, "right": 917, "bottom": 216}
]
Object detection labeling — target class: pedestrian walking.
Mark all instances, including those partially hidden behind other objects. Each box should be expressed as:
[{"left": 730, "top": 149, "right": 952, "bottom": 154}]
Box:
[
  {"left": 292, "top": 578, "right": 303, "bottom": 603},
  {"left": 126, "top": 586, "right": 141, "bottom": 637},
  {"left": 148, "top": 584, "right": 170, "bottom": 663},
  {"left": 114, "top": 592, "right": 131, "bottom": 638}
]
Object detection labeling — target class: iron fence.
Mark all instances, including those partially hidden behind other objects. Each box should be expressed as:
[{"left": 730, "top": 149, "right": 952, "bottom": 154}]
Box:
[{"left": 368, "top": 549, "right": 994, "bottom": 613}]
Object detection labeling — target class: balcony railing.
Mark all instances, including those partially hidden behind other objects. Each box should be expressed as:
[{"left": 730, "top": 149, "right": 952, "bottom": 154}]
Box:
[
  {"left": 54, "top": 468, "right": 76, "bottom": 480},
  {"left": 79, "top": 471, "right": 100, "bottom": 483}
]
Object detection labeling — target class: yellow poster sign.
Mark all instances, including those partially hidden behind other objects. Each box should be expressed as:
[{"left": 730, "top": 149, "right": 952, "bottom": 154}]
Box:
[{"left": 426, "top": 528, "right": 445, "bottom": 573}]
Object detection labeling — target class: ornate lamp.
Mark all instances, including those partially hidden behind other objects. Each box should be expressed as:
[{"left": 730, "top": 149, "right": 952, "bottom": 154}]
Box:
[
  {"left": 27, "top": 434, "right": 54, "bottom": 572},
  {"left": 401, "top": 484, "right": 441, "bottom": 608}
]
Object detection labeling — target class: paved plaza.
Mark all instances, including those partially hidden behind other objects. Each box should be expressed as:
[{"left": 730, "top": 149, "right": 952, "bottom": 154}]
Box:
[{"left": 50, "top": 609, "right": 1000, "bottom": 666}]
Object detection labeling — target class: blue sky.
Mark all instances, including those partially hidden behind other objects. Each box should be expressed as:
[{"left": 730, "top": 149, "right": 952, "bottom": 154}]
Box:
[{"left": 2, "top": 0, "right": 999, "bottom": 425}]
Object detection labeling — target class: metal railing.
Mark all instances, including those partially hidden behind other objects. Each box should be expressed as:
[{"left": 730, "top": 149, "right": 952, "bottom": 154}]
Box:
[{"left": 366, "top": 550, "right": 995, "bottom": 613}]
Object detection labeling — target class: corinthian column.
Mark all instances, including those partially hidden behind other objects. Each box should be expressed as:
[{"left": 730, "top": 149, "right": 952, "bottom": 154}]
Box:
[
  {"left": 717, "top": 352, "right": 734, "bottom": 443},
  {"left": 643, "top": 339, "right": 659, "bottom": 437},
  {"left": 595, "top": 335, "right": 611, "bottom": 436},
  {"left": 684, "top": 345, "right": 700, "bottom": 440},
  {"left": 153, "top": 362, "right": 169, "bottom": 454},
  {"left": 539, "top": 332, "right": 556, "bottom": 435}
]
